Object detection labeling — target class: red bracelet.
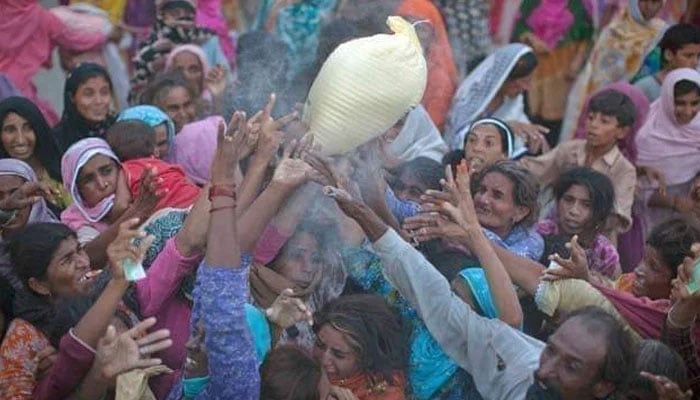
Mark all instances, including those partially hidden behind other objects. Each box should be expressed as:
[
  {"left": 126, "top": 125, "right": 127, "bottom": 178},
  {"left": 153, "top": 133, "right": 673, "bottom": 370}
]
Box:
[
  {"left": 209, "top": 184, "right": 236, "bottom": 201},
  {"left": 209, "top": 205, "right": 236, "bottom": 213}
]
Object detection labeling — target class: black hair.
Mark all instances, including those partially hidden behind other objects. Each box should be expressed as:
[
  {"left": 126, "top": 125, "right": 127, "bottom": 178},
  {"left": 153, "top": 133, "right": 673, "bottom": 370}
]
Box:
[
  {"left": 393, "top": 157, "right": 444, "bottom": 192},
  {"left": 472, "top": 161, "right": 540, "bottom": 227},
  {"left": 442, "top": 149, "right": 465, "bottom": 176},
  {"left": 313, "top": 294, "right": 407, "bottom": 385},
  {"left": 646, "top": 218, "right": 700, "bottom": 277},
  {"left": 674, "top": 79, "right": 700, "bottom": 98},
  {"left": 659, "top": 24, "right": 700, "bottom": 66},
  {"left": 0, "top": 97, "right": 63, "bottom": 182},
  {"left": 260, "top": 346, "right": 321, "bottom": 400},
  {"left": 9, "top": 223, "right": 76, "bottom": 286},
  {"left": 588, "top": 90, "right": 636, "bottom": 128},
  {"left": 560, "top": 306, "right": 636, "bottom": 395},
  {"left": 626, "top": 340, "right": 687, "bottom": 398},
  {"left": 506, "top": 51, "right": 538, "bottom": 81},
  {"left": 106, "top": 120, "right": 156, "bottom": 161},
  {"left": 552, "top": 167, "right": 615, "bottom": 232}
]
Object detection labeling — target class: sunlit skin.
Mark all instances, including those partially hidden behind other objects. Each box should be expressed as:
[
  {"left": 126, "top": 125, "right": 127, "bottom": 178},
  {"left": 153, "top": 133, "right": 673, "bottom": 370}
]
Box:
[
  {"left": 673, "top": 90, "right": 700, "bottom": 125},
  {"left": 76, "top": 154, "right": 119, "bottom": 208},
  {"left": 269, "top": 232, "right": 322, "bottom": 289},
  {"left": 556, "top": 184, "right": 593, "bottom": 236},
  {"left": 72, "top": 76, "right": 111, "bottom": 124},
  {"left": 171, "top": 51, "right": 204, "bottom": 95},
  {"left": 584, "top": 112, "right": 628, "bottom": 157},
  {"left": 313, "top": 324, "right": 360, "bottom": 381},
  {"left": 666, "top": 44, "right": 700, "bottom": 70},
  {"left": 638, "top": 0, "right": 663, "bottom": 20},
  {"left": 0, "top": 175, "right": 30, "bottom": 234},
  {"left": 1, "top": 112, "right": 36, "bottom": 161},
  {"left": 158, "top": 86, "right": 196, "bottom": 132},
  {"left": 463, "top": 124, "right": 507, "bottom": 174},
  {"left": 535, "top": 317, "right": 613, "bottom": 399},
  {"left": 632, "top": 246, "right": 673, "bottom": 300},
  {"left": 29, "top": 237, "right": 93, "bottom": 299},
  {"left": 500, "top": 74, "right": 533, "bottom": 98},
  {"left": 473, "top": 172, "right": 529, "bottom": 238}
]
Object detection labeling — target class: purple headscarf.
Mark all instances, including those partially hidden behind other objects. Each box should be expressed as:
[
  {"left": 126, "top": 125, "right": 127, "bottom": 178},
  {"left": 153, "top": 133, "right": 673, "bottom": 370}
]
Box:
[
  {"left": 573, "top": 81, "right": 650, "bottom": 165},
  {"left": 60, "top": 138, "right": 121, "bottom": 228},
  {"left": 173, "top": 116, "right": 224, "bottom": 185}
]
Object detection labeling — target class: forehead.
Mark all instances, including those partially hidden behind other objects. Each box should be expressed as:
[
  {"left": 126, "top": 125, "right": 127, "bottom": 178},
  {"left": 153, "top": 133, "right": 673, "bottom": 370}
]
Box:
[
  {"left": 287, "top": 231, "right": 319, "bottom": 250},
  {"left": 470, "top": 124, "right": 502, "bottom": 140},
  {"left": 2, "top": 112, "right": 28, "bottom": 126},
  {"left": 173, "top": 51, "right": 201, "bottom": 66},
  {"left": 0, "top": 174, "right": 26, "bottom": 190},
  {"left": 563, "top": 184, "right": 591, "bottom": 200},
  {"left": 675, "top": 90, "right": 700, "bottom": 102},
  {"left": 318, "top": 324, "right": 353, "bottom": 351},
  {"left": 677, "top": 43, "right": 700, "bottom": 53},
  {"left": 480, "top": 171, "right": 514, "bottom": 191},
  {"left": 52, "top": 236, "right": 79, "bottom": 260},
  {"left": 164, "top": 87, "right": 191, "bottom": 104},
  {"left": 78, "top": 154, "right": 115, "bottom": 176},
  {"left": 77, "top": 76, "right": 109, "bottom": 91},
  {"left": 550, "top": 318, "right": 608, "bottom": 365}
]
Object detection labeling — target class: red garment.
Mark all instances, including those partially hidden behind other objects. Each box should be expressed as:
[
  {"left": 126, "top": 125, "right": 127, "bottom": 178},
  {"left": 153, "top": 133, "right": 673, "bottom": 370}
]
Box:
[
  {"left": 395, "top": 0, "right": 457, "bottom": 131},
  {"left": 123, "top": 158, "right": 201, "bottom": 212},
  {"left": 0, "top": 1, "right": 106, "bottom": 125},
  {"left": 331, "top": 372, "right": 406, "bottom": 400}
]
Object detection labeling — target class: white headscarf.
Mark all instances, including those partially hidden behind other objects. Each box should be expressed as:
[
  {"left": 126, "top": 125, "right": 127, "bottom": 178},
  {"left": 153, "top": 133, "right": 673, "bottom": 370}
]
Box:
[
  {"left": 387, "top": 105, "right": 448, "bottom": 163},
  {"left": 446, "top": 43, "right": 533, "bottom": 151}
]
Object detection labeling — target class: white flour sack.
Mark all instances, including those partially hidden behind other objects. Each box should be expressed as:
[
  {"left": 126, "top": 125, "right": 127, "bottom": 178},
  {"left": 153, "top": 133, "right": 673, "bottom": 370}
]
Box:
[{"left": 303, "top": 16, "right": 428, "bottom": 155}]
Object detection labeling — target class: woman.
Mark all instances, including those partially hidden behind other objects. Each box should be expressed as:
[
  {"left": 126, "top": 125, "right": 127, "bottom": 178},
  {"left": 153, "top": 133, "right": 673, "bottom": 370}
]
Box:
[
  {"left": 461, "top": 117, "right": 517, "bottom": 175},
  {"left": 0, "top": 97, "right": 70, "bottom": 209},
  {"left": 636, "top": 68, "right": 700, "bottom": 234},
  {"left": 52, "top": 63, "right": 116, "bottom": 153},
  {"left": 165, "top": 44, "right": 211, "bottom": 100},
  {"left": 0, "top": 0, "right": 107, "bottom": 125},
  {"left": 249, "top": 220, "right": 345, "bottom": 351},
  {"left": 0, "top": 159, "right": 58, "bottom": 328},
  {"left": 445, "top": 43, "right": 543, "bottom": 155},
  {"left": 560, "top": 0, "right": 666, "bottom": 142},
  {"left": 117, "top": 104, "right": 176, "bottom": 161},
  {"left": 470, "top": 161, "right": 544, "bottom": 261},
  {"left": 535, "top": 167, "right": 620, "bottom": 278},
  {"left": 512, "top": 0, "right": 594, "bottom": 142},
  {"left": 140, "top": 71, "right": 199, "bottom": 133},
  {"left": 0, "top": 218, "right": 191, "bottom": 399},
  {"left": 313, "top": 294, "right": 407, "bottom": 400}
]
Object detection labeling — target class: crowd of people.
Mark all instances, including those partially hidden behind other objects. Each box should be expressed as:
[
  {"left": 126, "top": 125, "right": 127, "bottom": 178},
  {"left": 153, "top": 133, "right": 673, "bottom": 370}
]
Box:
[{"left": 1, "top": 0, "right": 700, "bottom": 399}]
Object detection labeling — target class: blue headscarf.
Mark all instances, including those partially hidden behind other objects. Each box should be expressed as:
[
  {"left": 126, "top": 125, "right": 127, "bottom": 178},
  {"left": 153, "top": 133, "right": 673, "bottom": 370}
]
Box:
[{"left": 117, "top": 105, "right": 176, "bottom": 157}]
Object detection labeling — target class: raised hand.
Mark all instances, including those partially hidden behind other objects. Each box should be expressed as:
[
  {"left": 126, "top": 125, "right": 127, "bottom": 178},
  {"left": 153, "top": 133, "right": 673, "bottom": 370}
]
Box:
[
  {"left": 0, "top": 181, "right": 58, "bottom": 210},
  {"left": 210, "top": 111, "right": 249, "bottom": 185},
  {"left": 507, "top": 121, "right": 550, "bottom": 155},
  {"left": 256, "top": 94, "right": 298, "bottom": 159},
  {"left": 640, "top": 372, "right": 692, "bottom": 400},
  {"left": 106, "top": 218, "right": 155, "bottom": 282},
  {"left": 205, "top": 64, "right": 227, "bottom": 98},
  {"left": 638, "top": 166, "right": 668, "bottom": 196},
  {"left": 265, "top": 288, "right": 313, "bottom": 329},
  {"left": 542, "top": 235, "right": 590, "bottom": 282},
  {"left": 94, "top": 317, "right": 172, "bottom": 382},
  {"left": 670, "top": 244, "right": 700, "bottom": 301},
  {"left": 128, "top": 167, "right": 163, "bottom": 221}
]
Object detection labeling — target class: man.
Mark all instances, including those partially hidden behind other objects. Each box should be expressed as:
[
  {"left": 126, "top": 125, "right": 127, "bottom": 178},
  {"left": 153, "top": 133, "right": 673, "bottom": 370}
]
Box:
[
  {"left": 323, "top": 176, "right": 636, "bottom": 399},
  {"left": 635, "top": 23, "right": 700, "bottom": 102}
]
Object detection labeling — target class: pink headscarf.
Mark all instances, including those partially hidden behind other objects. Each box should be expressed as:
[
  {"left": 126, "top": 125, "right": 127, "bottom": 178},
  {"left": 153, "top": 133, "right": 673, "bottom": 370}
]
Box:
[
  {"left": 165, "top": 44, "right": 211, "bottom": 99},
  {"left": 574, "top": 81, "right": 650, "bottom": 165},
  {"left": 636, "top": 68, "right": 700, "bottom": 186},
  {"left": 173, "top": 115, "right": 223, "bottom": 185},
  {"left": 60, "top": 138, "right": 121, "bottom": 229},
  {"left": 195, "top": 0, "right": 236, "bottom": 62},
  {"left": 0, "top": 0, "right": 44, "bottom": 53},
  {"left": 525, "top": 0, "right": 575, "bottom": 49}
]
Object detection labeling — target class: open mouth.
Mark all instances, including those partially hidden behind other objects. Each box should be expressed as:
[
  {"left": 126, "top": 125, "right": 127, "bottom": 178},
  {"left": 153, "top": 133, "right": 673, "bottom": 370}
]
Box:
[{"left": 78, "top": 269, "right": 102, "bottom": 283}]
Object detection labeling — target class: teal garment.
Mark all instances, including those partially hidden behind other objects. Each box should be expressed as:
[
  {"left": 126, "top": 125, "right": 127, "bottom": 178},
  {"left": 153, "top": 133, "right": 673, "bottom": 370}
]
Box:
[
  {"left": 138, "top": 208, "right": 189, "bottom": 269},
  {"left": 632, "top": 47, "right": 662, "bottom": 83},
  {"left": 254, "top": 0, "right": 337, "bottom": 79},
  {"left": 458, "top": 268, "right": 498, "bottom": 319},
  {"left": 117, "top": 105, "right": 176, "bottom": 149},
  {"left": 245, "top": 303, "right": 272, "bottom": 364},
  {"left": 343, "top": 245, "right": 483, "bottom": 400},
  {"left": 183, "top": 376, "right": 211, "bottom": 398}
]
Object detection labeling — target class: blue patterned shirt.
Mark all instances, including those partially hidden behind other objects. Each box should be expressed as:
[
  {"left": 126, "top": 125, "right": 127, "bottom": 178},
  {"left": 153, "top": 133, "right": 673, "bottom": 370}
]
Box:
[{"left": 482, "top": 226, "right": 544, "bottom": 261}]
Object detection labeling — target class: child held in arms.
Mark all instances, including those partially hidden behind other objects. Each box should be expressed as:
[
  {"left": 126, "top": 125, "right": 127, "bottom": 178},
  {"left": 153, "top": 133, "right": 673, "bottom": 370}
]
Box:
[
  {"left": 519, "top": 90, "right": 637, "bottom": 240},
  {"left": 106, "top": 120, "right": 200, "bottom": 212}
]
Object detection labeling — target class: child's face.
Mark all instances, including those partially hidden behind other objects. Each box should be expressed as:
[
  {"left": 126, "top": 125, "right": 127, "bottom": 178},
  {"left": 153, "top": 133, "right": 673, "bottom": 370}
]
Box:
[
  {"left": 584, "top": 112, "right": 628, "bottom": 150},
  {"left": 674, "top": 90, "right": 700, "bottom": 125},
  {"left": 557, "top": 184, "right": 593, "bottom": 235},
  {"left": 666, "top": 44, "right": 700, "bottom": 70}
]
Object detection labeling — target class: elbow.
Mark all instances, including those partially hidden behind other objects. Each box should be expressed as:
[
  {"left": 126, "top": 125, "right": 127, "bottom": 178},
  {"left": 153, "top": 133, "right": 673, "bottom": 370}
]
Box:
[{"left": 501, "top": 308, "right": 524, "bottom": 329}]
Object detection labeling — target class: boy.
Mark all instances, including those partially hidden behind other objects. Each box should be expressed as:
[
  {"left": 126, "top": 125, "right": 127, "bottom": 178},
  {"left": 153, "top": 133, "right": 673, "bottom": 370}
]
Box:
[
  {"left": 519, "top": 90, "right": 637, "bottom": 238},
  {"left": 635, "top": 23, "right": 700, "bottom": 101},
  {"left": 105, "top": 120, "right": 200, "bottom": 211}
]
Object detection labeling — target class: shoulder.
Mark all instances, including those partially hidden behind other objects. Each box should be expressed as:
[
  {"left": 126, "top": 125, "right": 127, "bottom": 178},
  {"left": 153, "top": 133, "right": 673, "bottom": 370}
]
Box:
[{"left": 1, "top": 318, "right": 49, "bottom": 356}]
